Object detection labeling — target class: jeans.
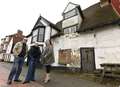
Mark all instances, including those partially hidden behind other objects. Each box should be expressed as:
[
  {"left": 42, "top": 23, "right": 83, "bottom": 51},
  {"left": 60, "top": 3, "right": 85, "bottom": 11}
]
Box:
[
  {"left": 8, "top": 56, "right": 24, "bottom": 81},
  {"left": 25, "top": 57, "right": 37, "bottom": 81}
]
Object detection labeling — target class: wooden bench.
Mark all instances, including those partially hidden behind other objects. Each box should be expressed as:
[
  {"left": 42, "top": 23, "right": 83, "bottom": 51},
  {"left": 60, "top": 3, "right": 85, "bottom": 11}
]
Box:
[{"left": 100, "top": 63, "right": 120, "bottom": 78}]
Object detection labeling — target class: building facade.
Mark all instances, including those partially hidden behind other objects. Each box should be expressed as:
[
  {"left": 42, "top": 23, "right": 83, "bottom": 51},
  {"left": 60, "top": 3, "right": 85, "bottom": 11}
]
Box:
[
  {"left": 52, "top": 1, "right": 120, "bottom": 72},
  {"left": 0, "top": 30, "right": 25, "bottom": 62},
  {"left": 26, "top": 15, "right": 60, "bottom": 52}
]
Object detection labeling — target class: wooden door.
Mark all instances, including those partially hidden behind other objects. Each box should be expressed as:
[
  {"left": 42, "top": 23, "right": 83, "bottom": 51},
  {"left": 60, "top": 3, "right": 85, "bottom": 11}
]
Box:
[{"left": 80, "top": 48, "right": 95, "bottom": 72}]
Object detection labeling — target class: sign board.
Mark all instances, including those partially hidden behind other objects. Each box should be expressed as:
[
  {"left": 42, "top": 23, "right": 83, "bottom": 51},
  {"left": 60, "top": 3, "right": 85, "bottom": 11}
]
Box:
[{"left": 111, "top": 0, "right": 120, "bottom": 16}]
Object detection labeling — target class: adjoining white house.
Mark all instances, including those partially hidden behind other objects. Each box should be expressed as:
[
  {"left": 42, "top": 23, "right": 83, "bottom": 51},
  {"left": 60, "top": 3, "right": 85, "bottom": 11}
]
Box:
[
  {"left": 51, "top": 0, "right": 120, "bottom": 72},
  {"left": 0, "top": 30, "right": 25, "bottom": 62}
]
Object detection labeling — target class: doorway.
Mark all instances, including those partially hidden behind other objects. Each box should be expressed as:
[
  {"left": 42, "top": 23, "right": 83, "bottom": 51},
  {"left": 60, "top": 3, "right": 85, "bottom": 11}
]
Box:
[{"left": 80, "top": 48, "right": 95, "bottom": 72}]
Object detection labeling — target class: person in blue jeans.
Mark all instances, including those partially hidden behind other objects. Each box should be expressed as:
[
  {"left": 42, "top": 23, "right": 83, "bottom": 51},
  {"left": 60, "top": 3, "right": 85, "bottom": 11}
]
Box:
[
  {"left": 7, "top": 38, "right": 28, "bottom": 85},
  {"left": 23, "top": 42, "right": 41, "bottom": 84}
]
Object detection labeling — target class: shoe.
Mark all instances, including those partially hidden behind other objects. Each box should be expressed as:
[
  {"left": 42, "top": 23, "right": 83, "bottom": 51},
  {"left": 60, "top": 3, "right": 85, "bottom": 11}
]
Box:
[
  {"left": 44, "top": 79, "right": 50, "bottom": 83},
  {"left": 31, "top": 80, "right": 36, "bottom": 81},
  {"left": 7, "top": 80, "right": 12, "bottom": 85},
  {"left": 22, "top": 81, "right": 30, "bottom": 84},
  {"left": 14, "top": 79, "right": 22, "bottom": 82}
]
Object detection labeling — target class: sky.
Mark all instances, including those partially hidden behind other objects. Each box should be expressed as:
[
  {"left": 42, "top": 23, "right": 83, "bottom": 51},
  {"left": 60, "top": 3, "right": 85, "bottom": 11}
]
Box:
[{"left": 0, "top": 0, "right": 99, "bottom": 40}]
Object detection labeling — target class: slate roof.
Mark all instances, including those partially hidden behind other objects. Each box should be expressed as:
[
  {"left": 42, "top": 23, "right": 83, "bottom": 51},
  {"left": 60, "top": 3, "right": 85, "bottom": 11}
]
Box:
[
  {"left": 53, "top": 2, "right": 120, "bottom": 38},
  {"left": 78, "top": 2, "right": 120, "bottom": 32}
]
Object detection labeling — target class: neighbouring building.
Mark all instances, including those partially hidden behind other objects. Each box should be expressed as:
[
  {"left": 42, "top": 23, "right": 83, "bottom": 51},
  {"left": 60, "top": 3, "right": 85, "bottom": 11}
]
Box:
[
  {"left": 0, "top": 30, "right": 25, "bottom": 62},
  {"left": 51, "top": 0, "right": 120, "bottom": 72}
]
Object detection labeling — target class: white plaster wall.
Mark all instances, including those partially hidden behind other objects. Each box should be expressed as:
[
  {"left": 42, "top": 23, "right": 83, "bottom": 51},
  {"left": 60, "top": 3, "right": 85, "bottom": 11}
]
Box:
[
  {"left": 53, "top": 32, "right": 95, "bottom": 66},
  {"left": 27, "top": 36, "right": 32, "bottom": 49},
  {"left": 6, "top": 38, "right": 13, "bottom": 54},
  {"left": 95, "top": 25, "right": 120, "bottom": 69},
  {"left": 53, "top": 25, "right": 120, "bottom": 69},
  {"left": 51, "top": 28, "right": 58, "bottom": 36},
  {"left": 40, "top": 18, "right": 50, "bottom": 42},
  {"left": 10, "top": 54, "right": 14, "bottom": 62}
]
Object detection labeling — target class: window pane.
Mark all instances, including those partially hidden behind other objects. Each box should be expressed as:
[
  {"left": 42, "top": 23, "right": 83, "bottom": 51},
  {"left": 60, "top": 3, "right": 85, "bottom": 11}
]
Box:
[
  {"left": 64, "top": 28, "right": 69, "bottom": 34},
  {"left": 38, "top": 34, "right": 44, "bottom": 42},
  {"left": 64, "top": 25, "right": 77, "bottom": 34},
  {"left": 64, "top": 9, "right": 76, "bottom": 19},
  {"left": 33, "top": 29, "right": 38, "bottom": 36},
  {"left": 71, "top": 26, "right": 76, "bottom": 33},
  {"left": 32, "top": 36, "right": 37, "bottom": 42},
  {"left": 38, "top": 28, "right": 45, "bottom": 42},
  {"left": 39, "top": 28, "right": 44, "bottom": 34}
]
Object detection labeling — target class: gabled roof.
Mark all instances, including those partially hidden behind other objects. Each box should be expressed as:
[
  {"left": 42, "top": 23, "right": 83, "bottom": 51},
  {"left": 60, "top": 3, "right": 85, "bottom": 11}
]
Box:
[
  {"left": 78, "top": 2, "right": 120, "bottom": 32},
  {"left": 40, "top": 16, "right": 61, "bottom": 32},
  {"left": 32, "top": 15, "right": 61, "bottom": 31},
  {"left": 55, "top": 20, "right": 63, "bottom": 31},
  {"left": 26, "top": 15, "right": 61, "bottom": 37},
  {"left": 63, "top": 2, "right": 79, "bottom": 14},
  {"left": 31, "top": 15, "right": 45, "bottom": 32},
  {"left": 55, "top": 4, "right": 84, "bottom": 31},
  {"left": 52, "top": 2, "right": 120, "bottom": 38}
]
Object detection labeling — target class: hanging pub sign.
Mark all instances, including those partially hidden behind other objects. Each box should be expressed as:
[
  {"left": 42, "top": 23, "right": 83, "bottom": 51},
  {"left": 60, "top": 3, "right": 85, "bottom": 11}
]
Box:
[{"left": 111, "top": 0, "right": 120, "bottom": 16}]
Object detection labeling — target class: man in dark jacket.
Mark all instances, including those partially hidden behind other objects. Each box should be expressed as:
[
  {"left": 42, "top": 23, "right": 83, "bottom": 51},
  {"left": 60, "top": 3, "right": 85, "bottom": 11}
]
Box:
[{"left": 23, "top": 42, "right": 41, "bottom": 84}]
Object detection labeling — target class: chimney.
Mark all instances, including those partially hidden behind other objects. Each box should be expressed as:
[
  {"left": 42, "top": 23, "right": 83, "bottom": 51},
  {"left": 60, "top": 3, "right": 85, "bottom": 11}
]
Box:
[{"left": 100, "top": 0, "right": 111, "bottom": 7}]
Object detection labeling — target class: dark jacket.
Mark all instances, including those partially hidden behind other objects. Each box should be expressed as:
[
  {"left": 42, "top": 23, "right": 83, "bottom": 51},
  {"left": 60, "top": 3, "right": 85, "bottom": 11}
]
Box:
[
  {"left": 42, "top": 46, "right": 54, "bottom": 65},
  {"left": 28, "top": 46, "right": 41, "bottom": 62}
]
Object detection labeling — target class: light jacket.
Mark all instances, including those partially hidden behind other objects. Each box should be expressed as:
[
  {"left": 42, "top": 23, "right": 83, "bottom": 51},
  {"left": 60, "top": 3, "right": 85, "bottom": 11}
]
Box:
[
  {"left": 12, "top": 42, "right": 28, "bottom": 58},
  {"left": 42, "top": 46, "right": 54, "bottom": 65}
]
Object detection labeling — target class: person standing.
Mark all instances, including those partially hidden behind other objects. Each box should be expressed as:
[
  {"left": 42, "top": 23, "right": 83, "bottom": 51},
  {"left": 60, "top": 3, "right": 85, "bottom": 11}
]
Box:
[
  {"left": 23, "top": 43, "right": 41, "bottom": 84},
  {"left": 42, "top": 39, "right": 55, "bottom": 83},
  {"left": 7, "top": 38, "right": 28, "bottom": 85}
]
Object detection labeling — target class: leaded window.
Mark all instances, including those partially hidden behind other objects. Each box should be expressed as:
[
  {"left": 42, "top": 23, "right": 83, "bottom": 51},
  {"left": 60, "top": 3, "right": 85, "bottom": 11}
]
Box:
[
  {"left": 64, "top": 25, "right": 78, "bottom": 34},
  {"left": 32, "top": 29, "right": 38, "bottom": 42},
  {"left": 64, "top": 9, "right": 77, "bottom": 19},
  {"left": 38, "top": 28, "right": 45, "bottom": 42},
  {"left": 32, "top": 27, "right": 45, "bottom": 43}
]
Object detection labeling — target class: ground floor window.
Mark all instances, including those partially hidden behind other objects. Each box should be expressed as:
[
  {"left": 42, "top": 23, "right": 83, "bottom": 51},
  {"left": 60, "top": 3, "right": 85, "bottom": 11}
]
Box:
[{"left": 58, "top": 49, "right": 80, "bottom": 68}]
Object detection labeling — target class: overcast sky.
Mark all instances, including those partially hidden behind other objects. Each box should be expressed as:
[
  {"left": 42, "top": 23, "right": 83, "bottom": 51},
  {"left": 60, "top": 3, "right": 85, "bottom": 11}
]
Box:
[{"left": 0, "top": 0, "right": 99, "bottom": 40}]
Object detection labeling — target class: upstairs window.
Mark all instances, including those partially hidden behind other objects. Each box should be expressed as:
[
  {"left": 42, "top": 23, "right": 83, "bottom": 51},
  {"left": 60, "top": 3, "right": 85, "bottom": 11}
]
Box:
[
  {"left": 64, "top": 25, "right": 78, "bottom": 34},
  {"left": 32, "top": 29, "right": 38, "bottom": 43},
  {"left": 32, "top": 27, "right": 45, "bottom": 43},
  {"left": 38, "top": 27, "right": 45, "bottom": 42},
  {"left": 64, "top": 9, "right": 77, "bottom": 19}
]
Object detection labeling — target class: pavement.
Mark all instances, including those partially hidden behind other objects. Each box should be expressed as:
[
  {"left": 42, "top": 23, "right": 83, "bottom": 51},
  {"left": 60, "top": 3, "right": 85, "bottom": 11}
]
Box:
[
  {"left": 0, "top": 62, "right": 112, "bottom": 87},
  {"left": 0, "top": 62, "right": 43, "bottom": 87}
]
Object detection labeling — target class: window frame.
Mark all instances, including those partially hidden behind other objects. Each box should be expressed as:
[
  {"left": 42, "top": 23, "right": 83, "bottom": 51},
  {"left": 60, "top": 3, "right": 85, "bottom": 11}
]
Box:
[
  {"left": 32, "top": 29, "right": 39, "bottom": 43},
  {"left": 63, "top": 8, "right": 77, "bottom": 19},
  {"left": 31, "top": 26, "right": 45, "bottom": 43},
  {"left": 38, "top": 27, "right": 45, "bottom": 42},
  {"left": 63, "top": 25, "right": 78, "bottom": 34}
]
